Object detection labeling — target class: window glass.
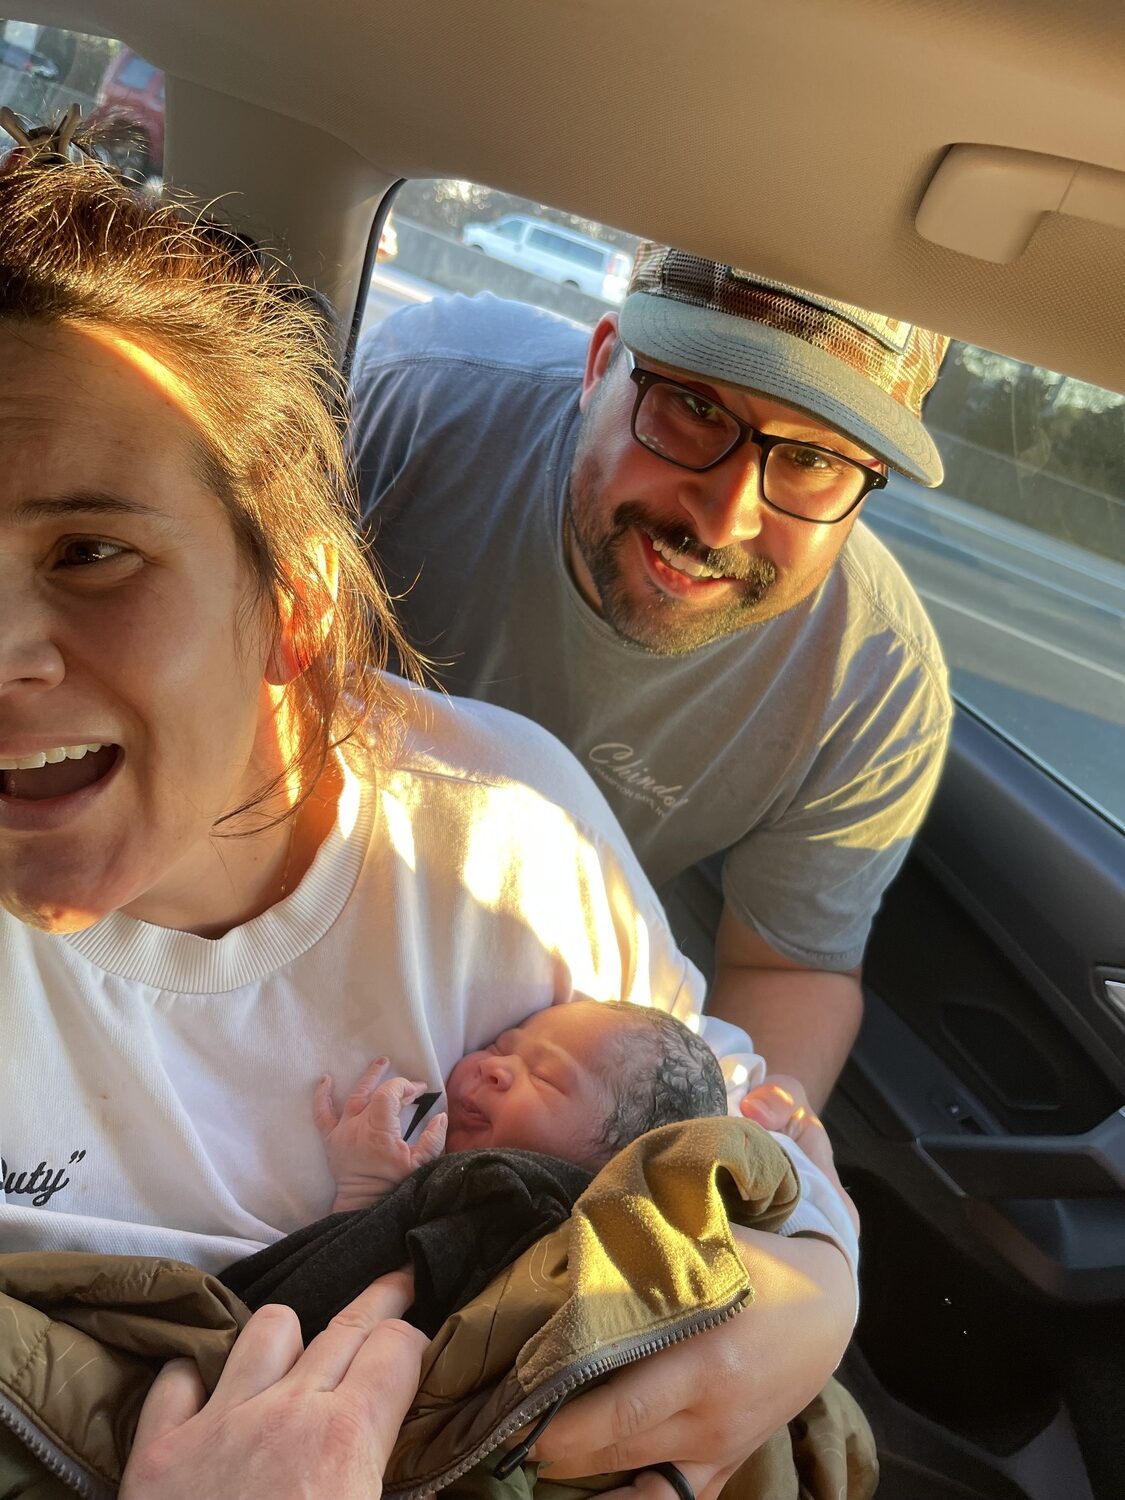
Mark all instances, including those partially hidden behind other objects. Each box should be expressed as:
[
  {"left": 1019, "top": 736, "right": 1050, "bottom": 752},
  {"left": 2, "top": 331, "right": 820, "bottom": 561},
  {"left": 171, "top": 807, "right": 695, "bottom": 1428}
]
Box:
[
  {"left": 362, "top": 180, "right": 1124, "bottom": 831},
  {"left": 361, "top": 178, "right": 637, "bottom": 337},
  {"left": 569, "top": 240, "right": 609, "bottom": 271},
  {"left": 864, "top": 346, "right": 1124, "bottom": 830},
  {"left": 117, "top": 55, "right": 157, "bottom": 90},
  {"left": 0, "top": 22, "right": 163, "bottom": 182}
]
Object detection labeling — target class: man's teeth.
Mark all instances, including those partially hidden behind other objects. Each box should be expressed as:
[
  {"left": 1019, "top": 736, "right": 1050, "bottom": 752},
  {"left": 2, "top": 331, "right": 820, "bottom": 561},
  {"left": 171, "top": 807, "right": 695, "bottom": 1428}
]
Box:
[
  {"left": 651, "top": 536, "right": 727, "bottom": 580},
  {"left": 0, "top": 743, "right": 105, "bottom": 771}
]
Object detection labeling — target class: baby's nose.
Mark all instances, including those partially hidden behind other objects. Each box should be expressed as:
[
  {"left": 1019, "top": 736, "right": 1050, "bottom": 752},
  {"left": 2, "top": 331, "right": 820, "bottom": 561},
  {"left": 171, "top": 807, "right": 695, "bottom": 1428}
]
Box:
[{"left": 482, "top": 1055, "right": 515, "bottom": 1090}]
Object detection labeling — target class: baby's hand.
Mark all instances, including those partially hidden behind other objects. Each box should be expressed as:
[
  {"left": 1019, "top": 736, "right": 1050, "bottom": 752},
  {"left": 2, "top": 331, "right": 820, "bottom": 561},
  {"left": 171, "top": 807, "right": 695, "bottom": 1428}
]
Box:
[
  {"left": 313, "top": 1058, "right": 448, "bottom": 1213},
  {"left": 739, "top": 1073, "right": 859, "bottom": 1234}
]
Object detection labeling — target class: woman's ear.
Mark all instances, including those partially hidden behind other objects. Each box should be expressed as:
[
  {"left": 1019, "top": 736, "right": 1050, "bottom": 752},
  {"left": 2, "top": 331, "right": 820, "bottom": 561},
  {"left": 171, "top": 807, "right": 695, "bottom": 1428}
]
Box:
[{"left": 265, "top": 540, "right": 340, "bottom": 685}]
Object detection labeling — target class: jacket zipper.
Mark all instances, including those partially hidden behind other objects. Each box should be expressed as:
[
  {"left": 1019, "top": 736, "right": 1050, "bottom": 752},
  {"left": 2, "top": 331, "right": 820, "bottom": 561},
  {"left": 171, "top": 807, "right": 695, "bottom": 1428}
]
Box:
[
  {"left": 386, "top": 1286, "right": 749, "bottom": 1500},
  {"left": 0, "top": 1392, "right": 117, "bottom": 1500}
]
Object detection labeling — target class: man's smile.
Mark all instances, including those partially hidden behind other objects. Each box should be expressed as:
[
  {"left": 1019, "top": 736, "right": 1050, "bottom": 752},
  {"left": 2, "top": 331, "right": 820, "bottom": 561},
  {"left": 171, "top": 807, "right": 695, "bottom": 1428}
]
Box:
[{"left": 625, "top": 512, "right": 776, "bottom": 608}]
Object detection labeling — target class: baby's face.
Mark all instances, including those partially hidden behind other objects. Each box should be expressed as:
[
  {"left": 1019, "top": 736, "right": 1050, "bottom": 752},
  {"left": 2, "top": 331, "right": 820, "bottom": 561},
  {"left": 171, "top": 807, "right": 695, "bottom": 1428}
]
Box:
[{"left": 444, "top": 1001, "right": 622, "bottom": 1164}]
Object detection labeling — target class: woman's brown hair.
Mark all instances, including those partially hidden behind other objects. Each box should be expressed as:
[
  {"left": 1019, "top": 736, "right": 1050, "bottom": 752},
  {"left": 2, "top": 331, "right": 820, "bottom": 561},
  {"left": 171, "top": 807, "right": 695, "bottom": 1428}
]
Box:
[{"left": 0, "top": 129, "right": 424, "bottom": 827}]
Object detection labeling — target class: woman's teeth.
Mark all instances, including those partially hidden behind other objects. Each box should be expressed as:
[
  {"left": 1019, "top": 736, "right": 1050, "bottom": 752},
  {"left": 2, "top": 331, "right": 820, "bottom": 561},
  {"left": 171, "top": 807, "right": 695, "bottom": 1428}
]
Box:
[
  {"left": 651, "top": 536, "right": 727, "bottom": 580},
  {"left": 0, "top": 742, "right": 105, "bottom": 771}
]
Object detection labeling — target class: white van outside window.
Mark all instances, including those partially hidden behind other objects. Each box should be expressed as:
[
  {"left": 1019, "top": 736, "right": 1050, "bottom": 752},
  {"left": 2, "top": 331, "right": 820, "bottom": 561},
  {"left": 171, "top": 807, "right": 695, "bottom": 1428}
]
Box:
[{"left": 462, "top": 213, "right": 630, "bottom": 302}]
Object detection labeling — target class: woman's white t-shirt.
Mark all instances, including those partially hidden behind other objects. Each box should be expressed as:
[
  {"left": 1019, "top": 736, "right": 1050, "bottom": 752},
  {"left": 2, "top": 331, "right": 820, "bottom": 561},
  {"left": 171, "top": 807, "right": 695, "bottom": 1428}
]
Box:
[{"left": 0, "top": 684, "right": 857, "bottom": 1285}]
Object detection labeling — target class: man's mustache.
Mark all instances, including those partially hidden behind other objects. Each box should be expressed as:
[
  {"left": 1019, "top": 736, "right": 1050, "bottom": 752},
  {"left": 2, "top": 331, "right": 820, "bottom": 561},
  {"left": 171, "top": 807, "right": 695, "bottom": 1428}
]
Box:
[{"left": 613, "top": 502, "right": 776, "bottom": 588}]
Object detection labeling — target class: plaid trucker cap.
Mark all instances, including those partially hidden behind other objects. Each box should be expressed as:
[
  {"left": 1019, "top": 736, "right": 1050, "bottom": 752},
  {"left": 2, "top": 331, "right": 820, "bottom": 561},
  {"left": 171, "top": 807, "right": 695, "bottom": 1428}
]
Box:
[{"left": 619, "top": 243, "right": 949, "bottom": 487}]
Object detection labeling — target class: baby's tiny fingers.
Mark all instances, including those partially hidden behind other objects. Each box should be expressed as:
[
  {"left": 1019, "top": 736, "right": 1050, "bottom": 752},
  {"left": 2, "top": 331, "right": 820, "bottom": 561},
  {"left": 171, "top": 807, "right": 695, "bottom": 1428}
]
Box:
[
  {"left": 312, "top": 1074, "right": 339, "bottom": 1136},
  {"left": 343, "top": 1057, "right": 392, "bottom": 1115},
  {"left": 413, "top": 1112, "right": 448, "bottom": 1168},
  {"left": 374, "top": 1076, "right": 431, "bottom": 1106}
]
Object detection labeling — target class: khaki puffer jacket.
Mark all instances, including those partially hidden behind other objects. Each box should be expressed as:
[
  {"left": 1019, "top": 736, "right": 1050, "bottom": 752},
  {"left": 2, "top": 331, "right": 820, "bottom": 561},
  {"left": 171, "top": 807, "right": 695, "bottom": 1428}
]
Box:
[{"left": 0, "top": 1118, "right": 877, "bottom": 1500}]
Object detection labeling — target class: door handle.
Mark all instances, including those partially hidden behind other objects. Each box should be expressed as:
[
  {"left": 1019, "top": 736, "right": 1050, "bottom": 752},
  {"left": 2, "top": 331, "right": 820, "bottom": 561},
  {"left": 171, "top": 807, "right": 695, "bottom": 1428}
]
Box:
[{"left": 920, "top": 1107, "right": 1125, "bottom": 1198}]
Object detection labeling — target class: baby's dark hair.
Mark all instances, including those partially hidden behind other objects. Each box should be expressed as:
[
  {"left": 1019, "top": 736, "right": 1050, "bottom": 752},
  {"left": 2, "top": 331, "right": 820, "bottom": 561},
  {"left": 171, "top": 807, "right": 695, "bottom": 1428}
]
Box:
[{"left": 587, "top": 1002, "right": 728, "bottom": 1166}]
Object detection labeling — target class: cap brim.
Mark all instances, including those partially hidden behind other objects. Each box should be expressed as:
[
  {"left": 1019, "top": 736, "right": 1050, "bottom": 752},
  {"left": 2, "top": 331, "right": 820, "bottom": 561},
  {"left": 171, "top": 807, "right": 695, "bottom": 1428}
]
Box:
[{"left": 619, "top": 290, "right": 944, "bottom": 488}]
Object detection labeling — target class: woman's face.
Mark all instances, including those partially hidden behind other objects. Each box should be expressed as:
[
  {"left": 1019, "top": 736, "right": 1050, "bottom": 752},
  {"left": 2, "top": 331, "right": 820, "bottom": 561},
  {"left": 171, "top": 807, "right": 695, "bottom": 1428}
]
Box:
[{"left": 0, "top": 320, "right": 281, "bottom": 933}]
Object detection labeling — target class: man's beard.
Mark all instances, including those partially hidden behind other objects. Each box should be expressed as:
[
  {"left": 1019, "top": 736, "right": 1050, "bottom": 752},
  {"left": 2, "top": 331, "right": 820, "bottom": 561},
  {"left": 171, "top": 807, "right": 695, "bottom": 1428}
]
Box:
[{"left": 566, "top": 490, "right": 778, "bottom": 656}]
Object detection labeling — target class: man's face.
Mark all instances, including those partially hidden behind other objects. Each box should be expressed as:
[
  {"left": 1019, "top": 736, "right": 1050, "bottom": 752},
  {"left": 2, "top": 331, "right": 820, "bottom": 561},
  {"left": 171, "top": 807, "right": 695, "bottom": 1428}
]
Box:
[
  {"left": 565, "top": 316, "right": 884, "bottom": 654},
  {"left": 444, "top": 1001, "right": 622, "bottom": 1164}
]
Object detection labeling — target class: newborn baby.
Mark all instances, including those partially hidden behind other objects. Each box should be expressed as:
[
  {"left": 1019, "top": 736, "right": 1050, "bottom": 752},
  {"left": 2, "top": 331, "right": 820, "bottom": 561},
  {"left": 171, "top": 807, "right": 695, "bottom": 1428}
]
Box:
[{"left": 315, "top": 999, "right": 729, "bottom": 1212}]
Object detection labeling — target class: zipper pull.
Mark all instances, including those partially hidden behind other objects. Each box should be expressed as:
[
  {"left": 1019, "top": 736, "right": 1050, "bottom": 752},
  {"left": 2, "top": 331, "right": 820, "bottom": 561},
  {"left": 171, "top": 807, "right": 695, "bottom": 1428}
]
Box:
[{"left": 492, "top": 1395, "right": 565, "bottom": 1479}]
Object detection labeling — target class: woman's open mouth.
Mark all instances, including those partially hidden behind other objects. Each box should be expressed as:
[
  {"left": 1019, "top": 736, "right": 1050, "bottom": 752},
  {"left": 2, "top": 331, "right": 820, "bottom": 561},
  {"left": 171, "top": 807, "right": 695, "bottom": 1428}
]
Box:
[{"left": 0, "top": 743, "right": 122, "bottom": 803}]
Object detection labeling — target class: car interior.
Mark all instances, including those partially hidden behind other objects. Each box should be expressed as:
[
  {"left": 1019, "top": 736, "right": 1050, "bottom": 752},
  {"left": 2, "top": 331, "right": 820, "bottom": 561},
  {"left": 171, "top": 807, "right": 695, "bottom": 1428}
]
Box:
[{"left": 3, "top": 2, "right": 1123, "bottom": 1497}]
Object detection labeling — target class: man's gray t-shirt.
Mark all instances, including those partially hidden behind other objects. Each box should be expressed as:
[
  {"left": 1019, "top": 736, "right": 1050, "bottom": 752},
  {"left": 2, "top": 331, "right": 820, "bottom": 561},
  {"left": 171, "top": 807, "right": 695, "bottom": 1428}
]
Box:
[{"left": 351, "top": 294, "right": 952, "bottom": 970}]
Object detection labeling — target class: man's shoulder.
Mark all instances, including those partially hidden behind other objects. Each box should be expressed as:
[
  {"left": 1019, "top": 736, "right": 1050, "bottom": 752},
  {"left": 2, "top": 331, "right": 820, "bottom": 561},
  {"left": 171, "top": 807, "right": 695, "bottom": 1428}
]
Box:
[
  {"left": 838, "top": 521, "right": 949, "bottom": 695},
  {"left": 353, "top": 293, "right": 590, "bottom": 385}
]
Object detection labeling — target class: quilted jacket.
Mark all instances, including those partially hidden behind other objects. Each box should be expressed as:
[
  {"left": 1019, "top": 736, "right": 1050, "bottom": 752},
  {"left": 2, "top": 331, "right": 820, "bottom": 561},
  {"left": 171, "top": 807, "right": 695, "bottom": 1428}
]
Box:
[{"left": 0, "top": 1118, "right": 877, "bottom": 1500}]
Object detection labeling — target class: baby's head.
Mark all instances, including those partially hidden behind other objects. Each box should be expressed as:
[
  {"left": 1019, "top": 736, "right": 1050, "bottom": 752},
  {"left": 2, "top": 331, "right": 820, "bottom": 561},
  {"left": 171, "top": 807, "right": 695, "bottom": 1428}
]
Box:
[{"left": 444, "top": 999, "right": 727, "bottom": 1170}]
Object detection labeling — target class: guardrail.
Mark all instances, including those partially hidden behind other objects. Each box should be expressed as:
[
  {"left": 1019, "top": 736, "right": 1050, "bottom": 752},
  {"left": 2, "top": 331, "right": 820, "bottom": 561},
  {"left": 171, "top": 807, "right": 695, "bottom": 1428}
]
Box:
[
  {"left": 929, "top": 428, "right": 1121, "bottom": 564},
  {"left": 392, "top": 217, "right": 613, "bottom": 327}
]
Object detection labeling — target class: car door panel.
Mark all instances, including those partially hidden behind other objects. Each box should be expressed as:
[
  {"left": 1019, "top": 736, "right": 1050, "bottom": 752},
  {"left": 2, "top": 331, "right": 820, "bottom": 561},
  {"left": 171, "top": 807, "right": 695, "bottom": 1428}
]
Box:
[{"left": 829, "top": 705, "right": 1125, "bottom": 1498}]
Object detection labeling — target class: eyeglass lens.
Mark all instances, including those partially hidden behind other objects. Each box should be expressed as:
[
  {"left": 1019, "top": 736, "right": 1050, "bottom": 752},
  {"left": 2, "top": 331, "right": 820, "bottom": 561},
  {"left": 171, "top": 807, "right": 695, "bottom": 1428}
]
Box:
[{"left": 634, "top": 381, "right": 868, "bottom": 521}]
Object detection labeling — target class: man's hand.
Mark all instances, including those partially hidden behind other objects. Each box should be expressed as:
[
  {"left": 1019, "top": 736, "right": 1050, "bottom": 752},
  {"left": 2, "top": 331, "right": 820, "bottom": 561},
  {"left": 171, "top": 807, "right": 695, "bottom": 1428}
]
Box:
[
  {"left": 314, "top": 1059, "right": 448, "bottom": 1212},
  {"left": 708, "top": 905, "right": 864, "bottom": 1112},
  {"left": 740, "top": 1073, "right": 860, "bottom": 1235},
  {"left": 120, "top": 1270, "right": 427, "bottom": 1500},
  {"left": 527, "top": 1232, "right": 854, "bottom": 1500}
]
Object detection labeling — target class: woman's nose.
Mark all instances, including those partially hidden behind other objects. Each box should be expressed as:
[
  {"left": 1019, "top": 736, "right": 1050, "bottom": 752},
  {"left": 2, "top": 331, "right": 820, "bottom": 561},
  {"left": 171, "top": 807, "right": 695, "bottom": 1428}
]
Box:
[{"left": 0, "top": 601, "right": 67, "bottom": 697}]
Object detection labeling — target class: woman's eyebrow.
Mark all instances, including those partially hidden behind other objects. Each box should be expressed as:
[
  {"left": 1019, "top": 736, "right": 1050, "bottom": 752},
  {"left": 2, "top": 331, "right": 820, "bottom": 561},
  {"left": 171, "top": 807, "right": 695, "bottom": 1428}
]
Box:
[{"left": 9, "top": 491, "right": 167, "bottom": 525}]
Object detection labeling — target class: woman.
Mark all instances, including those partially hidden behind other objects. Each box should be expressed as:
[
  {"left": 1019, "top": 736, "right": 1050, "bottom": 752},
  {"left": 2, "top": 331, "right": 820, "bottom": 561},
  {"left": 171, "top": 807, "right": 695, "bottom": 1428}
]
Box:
[{"left": 0, "top": 132, "right": 855, "bottom": 1500}]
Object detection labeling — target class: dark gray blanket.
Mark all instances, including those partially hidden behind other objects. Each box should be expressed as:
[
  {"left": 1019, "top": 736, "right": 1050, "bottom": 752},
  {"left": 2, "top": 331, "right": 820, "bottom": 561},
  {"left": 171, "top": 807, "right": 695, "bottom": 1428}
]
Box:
[{"left": 220, "top": 1149, "right": 592, "bottom": 1339}]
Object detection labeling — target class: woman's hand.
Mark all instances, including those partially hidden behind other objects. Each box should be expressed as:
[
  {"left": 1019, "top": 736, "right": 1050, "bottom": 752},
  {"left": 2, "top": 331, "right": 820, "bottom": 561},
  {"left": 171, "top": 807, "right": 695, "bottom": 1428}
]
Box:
[
  {"left": 528, "top": 1231, "right": 854, "bottom": 1500},
  {"left": 314, "top": 1058, "right": 448, "bottom": 1211},
  {"left": 120, "top": 1270, "right": 427, "bottom": 1500},
  {"left": 739, "top": 1073, "right": 860, "bottom": 1234}
]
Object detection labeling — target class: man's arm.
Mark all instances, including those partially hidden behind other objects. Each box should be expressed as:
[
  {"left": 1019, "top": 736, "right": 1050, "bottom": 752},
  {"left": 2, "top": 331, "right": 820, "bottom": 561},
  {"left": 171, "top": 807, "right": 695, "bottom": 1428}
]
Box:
[
  {"left": 705, "top": 904, "right": 863, "bottom": 1112},
  {"left": 528, "top": 1230, "right": 854, "bottom": 1500}
]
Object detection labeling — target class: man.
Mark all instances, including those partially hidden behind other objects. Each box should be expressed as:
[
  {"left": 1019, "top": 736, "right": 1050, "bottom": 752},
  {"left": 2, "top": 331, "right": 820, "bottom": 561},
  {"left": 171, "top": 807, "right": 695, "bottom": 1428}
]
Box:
[{"left": 351, "top": 244, "right": 952, "bottom": 1110}]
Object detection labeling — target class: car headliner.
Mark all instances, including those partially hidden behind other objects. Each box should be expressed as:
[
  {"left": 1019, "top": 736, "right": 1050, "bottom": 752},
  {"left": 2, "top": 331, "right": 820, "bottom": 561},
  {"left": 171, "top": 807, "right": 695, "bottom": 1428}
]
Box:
[{"left": 14, "top": 0, "right": 1125, "bottom": 391}]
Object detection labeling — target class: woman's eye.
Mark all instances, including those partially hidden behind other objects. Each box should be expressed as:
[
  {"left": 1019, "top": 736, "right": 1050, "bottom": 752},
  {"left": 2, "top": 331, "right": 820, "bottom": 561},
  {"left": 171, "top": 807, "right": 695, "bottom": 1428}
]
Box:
[{"left": 55, "top": 538, "right": 131, "bottom": 568}]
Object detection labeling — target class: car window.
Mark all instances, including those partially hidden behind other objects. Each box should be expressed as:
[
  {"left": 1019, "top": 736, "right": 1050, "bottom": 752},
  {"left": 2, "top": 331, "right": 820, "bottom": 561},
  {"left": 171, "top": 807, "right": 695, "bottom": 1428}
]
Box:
[
  {"left": 569, "top": 240, "right": 609, "bottom": 271},
  {"left": 865, "top": 345, "right": 1124, "bottom": 831},
  {"left": 525, "top": 229, "right": 603, "bottom": 270},
  {"left": 0, "top": 23, "right": 163, "bottom": 182},
  {"left": 527, "top": 227, "right": 562, "bottom": 252},
  {"left": 362, "top": 179, "right": 1124, "bottom": 835},
  {"left": 116, "top": 55, "right": 157, "bottom": 90},
  {"left": 362, "top": 178, "right": 638, "bottom": 332}
]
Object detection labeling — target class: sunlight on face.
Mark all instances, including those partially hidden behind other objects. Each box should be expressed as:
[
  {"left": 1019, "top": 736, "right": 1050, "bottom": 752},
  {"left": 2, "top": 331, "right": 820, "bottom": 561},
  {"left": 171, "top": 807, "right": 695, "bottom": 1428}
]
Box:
[
  {"left": 0, "top": 320, "right": 284, "bottom": 933},
  {"left": 444, "top": 1001, "right": 626, "bottom": 1164},
  {"left": 81, "top": 324, "right": 204, "bottom": 427}
]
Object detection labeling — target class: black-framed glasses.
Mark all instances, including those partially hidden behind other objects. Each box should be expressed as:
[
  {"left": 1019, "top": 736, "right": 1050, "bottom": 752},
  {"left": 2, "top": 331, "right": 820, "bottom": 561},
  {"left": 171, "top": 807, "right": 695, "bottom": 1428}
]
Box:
[{"left": 624, "top": 350, "right": 887, "bottom": 524}]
